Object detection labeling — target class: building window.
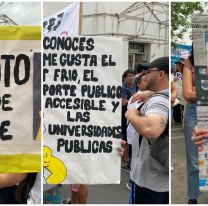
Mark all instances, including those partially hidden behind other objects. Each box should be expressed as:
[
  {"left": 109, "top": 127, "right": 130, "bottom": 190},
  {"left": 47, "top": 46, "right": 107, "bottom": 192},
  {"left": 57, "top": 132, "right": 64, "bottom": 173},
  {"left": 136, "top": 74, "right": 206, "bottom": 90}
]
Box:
[
  {"left": 128, "top": 54, "right": 134, "bottom": 70},
  {"left": 129, "top": 42, "right": 144, "bottom": 53}
]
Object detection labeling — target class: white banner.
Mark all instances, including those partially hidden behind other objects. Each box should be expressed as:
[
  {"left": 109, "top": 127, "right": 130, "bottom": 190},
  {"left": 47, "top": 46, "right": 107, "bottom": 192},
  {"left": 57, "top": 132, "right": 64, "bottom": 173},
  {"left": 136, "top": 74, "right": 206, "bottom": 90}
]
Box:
[
  {"left": 43, "top": 36, "right": 123, "bottom": 184},
  {"left": 192, "top": 14, "right": 208, "bottom": 191},
  {"left": 0, "top": 41, "right": 40, "bottom": 152},
  {"left": 43, "top": 2, "right": 80, "bottom": 36},
  {"left": 0, "top": 26, "right": 41, "bottom": 173}
]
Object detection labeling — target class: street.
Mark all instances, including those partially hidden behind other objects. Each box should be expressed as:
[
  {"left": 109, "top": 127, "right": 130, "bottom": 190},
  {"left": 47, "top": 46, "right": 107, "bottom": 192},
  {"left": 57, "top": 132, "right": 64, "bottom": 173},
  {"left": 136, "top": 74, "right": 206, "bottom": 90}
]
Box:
[
  {"left": 61, "top": 169, "right": 130, "bottom": 204},
  {"left": 171, "top": 123, "right": 208, "bottom": 204}
]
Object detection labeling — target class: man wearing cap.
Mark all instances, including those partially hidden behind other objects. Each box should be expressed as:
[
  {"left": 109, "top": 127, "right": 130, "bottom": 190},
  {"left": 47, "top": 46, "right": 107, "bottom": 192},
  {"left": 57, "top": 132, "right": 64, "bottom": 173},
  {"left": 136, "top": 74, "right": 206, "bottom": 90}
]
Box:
[{"left": 125, "top": 56, "right": 169, "bottom": 204}]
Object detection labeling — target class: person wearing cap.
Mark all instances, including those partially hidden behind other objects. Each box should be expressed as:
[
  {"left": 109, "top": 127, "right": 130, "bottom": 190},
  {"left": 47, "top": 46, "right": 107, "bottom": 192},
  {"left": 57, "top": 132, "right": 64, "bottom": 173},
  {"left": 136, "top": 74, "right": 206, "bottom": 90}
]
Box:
[{"left": 125, "top": 56, "right": 169, "bottom": 204}]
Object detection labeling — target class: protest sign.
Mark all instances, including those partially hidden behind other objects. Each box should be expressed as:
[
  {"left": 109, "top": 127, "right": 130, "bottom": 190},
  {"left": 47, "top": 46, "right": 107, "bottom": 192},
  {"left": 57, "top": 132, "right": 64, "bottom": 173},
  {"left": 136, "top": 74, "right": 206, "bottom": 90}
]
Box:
[
  {"left": 192, "top": 15, "right": 208, "bottom": 191},
  {"left": 43, "top": 36, "right": 123, "bottom": 184},
  {"left": 0, "top": 26, "right": 41, "bottom": 173},
  {"left": 43, "top": 2, "right": 80, "bottom": 36}
]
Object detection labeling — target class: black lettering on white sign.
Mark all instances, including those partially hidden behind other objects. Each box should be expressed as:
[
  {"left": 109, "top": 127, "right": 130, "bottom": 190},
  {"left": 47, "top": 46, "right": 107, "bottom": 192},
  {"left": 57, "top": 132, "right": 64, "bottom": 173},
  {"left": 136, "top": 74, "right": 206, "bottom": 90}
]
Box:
[{"left": 44, "top": 37, "right": 122, "bottom": 155}]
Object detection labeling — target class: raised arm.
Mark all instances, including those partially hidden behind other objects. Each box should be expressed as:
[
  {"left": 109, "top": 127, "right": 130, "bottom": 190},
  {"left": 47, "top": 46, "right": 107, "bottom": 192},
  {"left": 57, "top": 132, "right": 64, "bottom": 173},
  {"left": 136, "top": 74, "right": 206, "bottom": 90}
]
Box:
[{"left": 182, "top": 63, "right": 196, "bottom": 101}]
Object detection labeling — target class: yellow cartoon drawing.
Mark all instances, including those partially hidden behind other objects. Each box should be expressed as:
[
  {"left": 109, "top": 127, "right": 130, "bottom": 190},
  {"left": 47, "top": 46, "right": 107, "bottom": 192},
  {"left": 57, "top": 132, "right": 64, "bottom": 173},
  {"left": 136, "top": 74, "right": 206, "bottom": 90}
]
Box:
[{"left": 43, "top": 146, "right": 67, "bottom": 184}]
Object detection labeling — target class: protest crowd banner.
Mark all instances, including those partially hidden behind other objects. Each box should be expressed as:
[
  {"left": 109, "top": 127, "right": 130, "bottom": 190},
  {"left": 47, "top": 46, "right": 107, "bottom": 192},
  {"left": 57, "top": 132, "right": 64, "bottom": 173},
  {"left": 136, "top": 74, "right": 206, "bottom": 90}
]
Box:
[
  {"left": 43, "top": 2, "right": 80, "bottom": 36},
  {"left": 192, "top": 15, "right": 208, "bottom": 191},
  {"left": 43, "top": 36, "right": 123, "bottom": 184},
  {"left": 0, "top": 26, "right": 41, "bottom": 173}
]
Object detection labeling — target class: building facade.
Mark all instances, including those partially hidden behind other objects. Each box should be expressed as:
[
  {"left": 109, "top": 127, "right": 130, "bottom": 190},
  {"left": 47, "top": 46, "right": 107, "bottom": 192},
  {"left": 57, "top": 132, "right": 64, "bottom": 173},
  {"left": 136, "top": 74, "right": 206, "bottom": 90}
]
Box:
[{"left": 82, "top": 2, "right": 169, "bottom": 70}]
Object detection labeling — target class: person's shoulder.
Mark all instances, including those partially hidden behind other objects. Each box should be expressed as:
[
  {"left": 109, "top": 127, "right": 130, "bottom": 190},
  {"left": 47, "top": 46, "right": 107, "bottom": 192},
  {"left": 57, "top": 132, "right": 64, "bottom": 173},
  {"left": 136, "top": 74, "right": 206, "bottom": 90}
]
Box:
[
  {"left": 143, "top": 93, "right": 169, "bottom": 117},
  {"left": 132, "top": 83, "right": 137, "bottom": 89},
  {"left": 121, "top": 82, "right": 127, "bottom": 90},
  {"left": 147, "top": 93, "right": 169, "bottom": 105},
  {"left": 152, "top": 92, "right": 169, "bottom": 99}
]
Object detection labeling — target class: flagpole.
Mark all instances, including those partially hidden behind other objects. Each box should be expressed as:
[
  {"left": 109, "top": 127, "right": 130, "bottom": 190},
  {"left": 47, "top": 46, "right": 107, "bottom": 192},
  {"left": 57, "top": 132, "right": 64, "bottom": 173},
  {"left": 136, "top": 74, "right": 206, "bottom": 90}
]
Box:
[{"left": 79, "top": 2, "right": 83, "bottom": 35}]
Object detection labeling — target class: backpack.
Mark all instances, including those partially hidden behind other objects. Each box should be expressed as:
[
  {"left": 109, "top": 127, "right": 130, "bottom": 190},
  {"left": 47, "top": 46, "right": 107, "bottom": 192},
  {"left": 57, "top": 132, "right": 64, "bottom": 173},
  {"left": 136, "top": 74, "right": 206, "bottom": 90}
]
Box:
[{"left": 137, "top": 93, "right": 169, "bottom": 170}]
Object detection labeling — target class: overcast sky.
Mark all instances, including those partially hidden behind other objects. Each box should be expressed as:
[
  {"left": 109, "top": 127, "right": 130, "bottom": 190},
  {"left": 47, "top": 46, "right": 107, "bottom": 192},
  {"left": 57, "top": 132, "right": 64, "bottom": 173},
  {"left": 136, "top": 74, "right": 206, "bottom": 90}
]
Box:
[
  {"left": 43, "top": 2, "right": 72, "bottom": 18},
  {"left": 0, "top": 2, "right": 41, "bottom": 25}
]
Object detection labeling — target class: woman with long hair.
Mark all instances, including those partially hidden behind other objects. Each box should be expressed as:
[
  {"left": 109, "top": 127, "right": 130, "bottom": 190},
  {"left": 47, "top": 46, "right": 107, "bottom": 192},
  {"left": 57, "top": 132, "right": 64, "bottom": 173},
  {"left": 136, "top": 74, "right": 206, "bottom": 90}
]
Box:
[
  {"left": 0, "top": 173, "right": 40, "bottom": 204},
  {"left": 182, "top": 48, "right": 199, "bottom": 204}
]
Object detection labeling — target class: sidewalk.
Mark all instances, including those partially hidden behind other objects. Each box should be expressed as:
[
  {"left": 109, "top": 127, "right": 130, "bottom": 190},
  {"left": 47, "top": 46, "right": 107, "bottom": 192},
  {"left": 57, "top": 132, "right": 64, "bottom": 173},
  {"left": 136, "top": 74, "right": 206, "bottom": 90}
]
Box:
[
  {"left": 61, "top": 169, "right": 130, "bottom": 204},
  {"left": 171, "top": 123, "right": 208, "bottom": 204}
]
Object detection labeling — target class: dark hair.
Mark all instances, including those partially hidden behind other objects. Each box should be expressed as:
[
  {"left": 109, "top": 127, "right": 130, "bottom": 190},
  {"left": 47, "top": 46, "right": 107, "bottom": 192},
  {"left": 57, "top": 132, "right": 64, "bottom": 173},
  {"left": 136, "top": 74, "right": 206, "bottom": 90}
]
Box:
[
  {"left": 189, "top": 44, "right": 194, "bottom": 66},
  {"left": 122, "top": 69, "right": 135, "bottom": 81},
  {"left": 15, "top": 173, "right": 37, "bottom": 204},
  {"left": 136, "top": 74, "right": 145, "bottom": 84},
  {"left": 135, "top": 61, "right": 149, "bottom": 73}
]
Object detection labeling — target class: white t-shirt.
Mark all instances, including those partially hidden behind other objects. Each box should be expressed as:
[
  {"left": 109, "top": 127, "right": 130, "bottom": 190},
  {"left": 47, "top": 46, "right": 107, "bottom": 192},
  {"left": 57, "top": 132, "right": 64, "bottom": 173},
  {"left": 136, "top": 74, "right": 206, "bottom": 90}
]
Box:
[{"left": 127, "top": 93, "right": 143, "bottom": 145}]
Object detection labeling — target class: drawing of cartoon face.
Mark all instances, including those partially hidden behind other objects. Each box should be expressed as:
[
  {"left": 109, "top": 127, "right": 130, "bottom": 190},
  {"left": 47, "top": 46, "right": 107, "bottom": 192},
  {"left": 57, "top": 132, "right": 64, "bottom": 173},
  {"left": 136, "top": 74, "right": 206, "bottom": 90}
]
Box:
[
  {"left": 43, "top": 146, "right": 52, "bottom": 168},
  {"left": 43, "top": 146, "right": 67, "bottom": 184},
  {"left": 201, "top": 80, "right": 208, "bottom": 91}
]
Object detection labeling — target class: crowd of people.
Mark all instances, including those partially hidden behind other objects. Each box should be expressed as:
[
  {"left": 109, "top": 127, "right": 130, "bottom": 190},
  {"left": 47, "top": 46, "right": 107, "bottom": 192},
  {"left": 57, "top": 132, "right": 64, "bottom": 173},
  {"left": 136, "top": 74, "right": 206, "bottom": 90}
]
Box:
[
  {"left": 1, "top": 53, "right": 207, "bottom": 204},
  {"left": 0, "top": 56, "right": 169, "bottom": 204}
]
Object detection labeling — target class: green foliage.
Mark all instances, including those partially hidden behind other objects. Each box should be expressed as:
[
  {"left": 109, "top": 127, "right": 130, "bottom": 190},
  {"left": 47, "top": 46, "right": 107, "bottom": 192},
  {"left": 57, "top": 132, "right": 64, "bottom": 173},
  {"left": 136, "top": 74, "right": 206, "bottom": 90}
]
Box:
[{"left": 171, "top": 2, "right": 205, "bottom": 43}]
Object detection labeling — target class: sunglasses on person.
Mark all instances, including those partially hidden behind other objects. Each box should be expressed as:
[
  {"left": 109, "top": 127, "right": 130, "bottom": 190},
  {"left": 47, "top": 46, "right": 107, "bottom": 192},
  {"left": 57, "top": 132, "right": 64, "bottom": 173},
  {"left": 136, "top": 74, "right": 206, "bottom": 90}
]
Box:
[{"left": 144, "top": 69, "right": 162, "bottom": 74}]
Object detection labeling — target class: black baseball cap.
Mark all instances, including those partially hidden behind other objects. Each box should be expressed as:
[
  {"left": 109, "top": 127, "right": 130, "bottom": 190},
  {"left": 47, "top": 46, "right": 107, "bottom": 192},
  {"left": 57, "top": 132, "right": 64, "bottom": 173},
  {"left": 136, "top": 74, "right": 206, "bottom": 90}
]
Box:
[
  {"left": 138, "top": 61, "right": 150, "bottom": 69},
  {"left": 135, "top": 61, "right": 150, "bottom": 74},
  {"left": 142, "top": 56, "right": 169, "bottom": 74}
]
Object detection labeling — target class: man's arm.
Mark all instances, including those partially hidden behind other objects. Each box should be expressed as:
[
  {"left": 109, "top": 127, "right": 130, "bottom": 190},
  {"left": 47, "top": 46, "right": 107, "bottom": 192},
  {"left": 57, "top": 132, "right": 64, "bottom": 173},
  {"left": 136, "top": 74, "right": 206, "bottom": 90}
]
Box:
[
  {"left": 130, "top": 90, "right": 155, "bottom": 103},
  {"left": 125, "top": 108, "right": 167, "bottom": 139}
]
